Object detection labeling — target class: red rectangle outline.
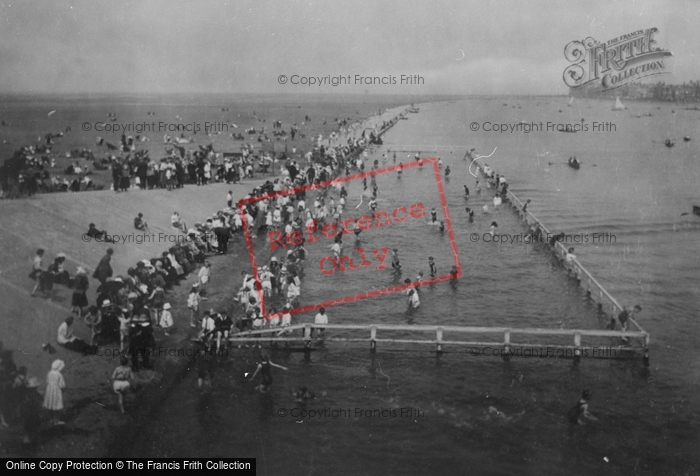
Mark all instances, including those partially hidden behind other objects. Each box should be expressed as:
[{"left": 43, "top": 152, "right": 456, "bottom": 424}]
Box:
[{"left": 238, "top": 156, "right": 462, "bottom": 320}]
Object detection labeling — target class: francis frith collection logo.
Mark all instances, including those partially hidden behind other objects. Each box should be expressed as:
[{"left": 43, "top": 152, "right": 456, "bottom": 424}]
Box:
[{"left": 563, "top": 28, "right": 673, "bottom": 91}]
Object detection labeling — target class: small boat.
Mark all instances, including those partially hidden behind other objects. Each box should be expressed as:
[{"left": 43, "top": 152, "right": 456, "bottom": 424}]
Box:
[
  {"left": 693, "top": 205, "right": 700, "bottom": 217},
  {"left": 612, "top": 97, "right": 626, "bottom": 111},
  {"left": 567, "top": 160, "right": 580, "bottom": 170}
]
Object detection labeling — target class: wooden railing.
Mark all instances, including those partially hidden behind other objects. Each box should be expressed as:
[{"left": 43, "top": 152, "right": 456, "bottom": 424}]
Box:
[
  {"left": 473, "top": 158, "right": 649, "bottom": 347},
  {"left": 230, "top": 323, "right": 646, "bottom": 358}
]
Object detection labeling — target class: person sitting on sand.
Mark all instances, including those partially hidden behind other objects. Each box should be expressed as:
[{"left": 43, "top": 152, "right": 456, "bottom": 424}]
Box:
[
  {"left": 134, "top": 213, "right": 150, "bottom": 233},
  {"left": 171, "top": 211, "right": 187, "bottom": 233},
  {"left": 57, "top": 316, "right": 94, "bottom": 353},
  {"left": 47, "top": 253, "right": 71, "bottom": 287},
  {"left": 85, "top": 223, "right": 113, "bottom": 243}
]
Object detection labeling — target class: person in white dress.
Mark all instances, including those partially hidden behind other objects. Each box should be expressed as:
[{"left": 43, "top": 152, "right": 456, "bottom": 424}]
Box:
[{"left": 43, "top": 360, "right": 66, "bottom": 425}]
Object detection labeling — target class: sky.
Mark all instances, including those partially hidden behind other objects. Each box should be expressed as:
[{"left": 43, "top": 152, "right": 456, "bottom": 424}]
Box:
[{"left": 0, "top": 0, "right": 698, "bottom": 95}]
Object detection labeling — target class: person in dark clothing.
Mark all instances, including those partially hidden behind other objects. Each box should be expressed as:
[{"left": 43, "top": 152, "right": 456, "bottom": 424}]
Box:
[
  {"left": 567, "top": 390, "right": 598, "bottom": 425},
  {"left": 71, "top": 267, "right": 89, "bottom": 318},
  {"left": 137, "top": 161, "right": 148, "bottom": 189},
  {"left": 214, "top": 226, "right": 230, "bottom": 254},
  {"left": 20, "top": 377, "right": 43, "bottom": 444},
  {"left": 112, "top": 164, "right": 121, "bottom": 192},
  {"left": 129, "top": 313, "right": 155, "bottom": 371},
  {"left": 93, "top": 248, "right": 114, "bottom": 285},
  {"left": 248, "top": 355, "right": 287, "bottom": 393},
  {"left": 86, "top": 223, "right": 112, "bottom": 242}
]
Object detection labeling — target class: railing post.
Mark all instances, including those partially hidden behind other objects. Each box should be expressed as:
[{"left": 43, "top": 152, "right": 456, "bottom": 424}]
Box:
[
  {"left": 304, "top": 324, "right": 312, "bottom": 349},
  {"left": 370, "top": 325, "right": 377, "bottom": 353},
  {"left": 436, "top": 327, "right": 443, "bottom": 354},
  {"left": 503, "top": 330, "right": 511, "bottom": 361}
]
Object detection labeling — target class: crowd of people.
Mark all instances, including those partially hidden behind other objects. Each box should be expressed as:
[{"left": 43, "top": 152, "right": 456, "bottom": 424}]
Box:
[
  {"left": 0, "top": 106, "right": 629, "bottom": 449},
  {"left": 0, "top": 110, "right": 402, "bottom": 439}
]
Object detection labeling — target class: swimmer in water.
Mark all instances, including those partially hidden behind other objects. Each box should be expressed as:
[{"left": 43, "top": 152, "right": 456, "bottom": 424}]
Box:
[
  {"left": 475, "top": 180, "right": 481, "bottom": 194},
  {"left": 567, "top": 390, "right": 598, "bottom": 425},
  {"left": 249, "top": 355, "right": 288, "bottom": 394},
  {"left": 369, "top": 198, "right": 378, "bottom": 211},
  {"left": 428, "top": 256, "right": 437, "bottom": 277},
  {"left": 463, "top": 185, "right": 470, "bottom": 198},
  {"left": 444, "top": 165, "right": 450, "bottom": 177},
  {"left": 397, "top": 162, "right": 403, "bottom": 175},
  {"left": 430, "top": 208, "right": 438, "bottom": 223},
  {"left": 439, "top": 221, "right": 445, "bottom": 233},
  {"left": 450, "top": 266, "right": 458, "bottom": 279},
  {"left": 294, "top": 386, "right": 315, "bottom": 403}
]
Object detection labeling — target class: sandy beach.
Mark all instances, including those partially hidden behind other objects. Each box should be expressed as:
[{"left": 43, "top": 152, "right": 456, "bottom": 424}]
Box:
[{"left": 0, "top": 97, "right": 413, "bottom": 457}]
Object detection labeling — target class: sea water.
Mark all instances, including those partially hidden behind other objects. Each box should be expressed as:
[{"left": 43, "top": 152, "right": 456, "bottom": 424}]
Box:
[{"left": 122, "top": 96, "right": 700, "bottom": 475}]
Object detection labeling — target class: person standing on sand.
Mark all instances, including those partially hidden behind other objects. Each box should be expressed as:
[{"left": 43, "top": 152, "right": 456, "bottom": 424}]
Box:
[
  {"left": 112, "top": 356, "right": 133, "bottom": 414},
  {"left": 29, "top": 248, "right": 45, "bottom": 296},
  {"left": 159, "top": 303, "right": 174, "bottom": 336},
  {"left": 84, "top": 305, "right": 102, "bottom": 346},
  {"left": 20, "top": 377, "right": 43, "bottom": 444},
  {"left": 93, "top": 248, "right": 114, "bottom": 285},
  {"left": 43, "top": 360, "right": 66, "bottom": 425},
  {"left": 130, "top": 313, "right": 155, "bottom": 371},
  {"left": 188, "top": 284, "right": 202, "bottom": 328},
  {"left": 71, "top": 267, "right": 89, "bottom": 318},
  {"left": 198, "top": 261, "right": 211, "bottom": 298}
]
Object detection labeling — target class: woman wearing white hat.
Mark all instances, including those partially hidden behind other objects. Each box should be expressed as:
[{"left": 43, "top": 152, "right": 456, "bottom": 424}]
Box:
[{"left": 43, "top": 360, "right": 66, "bottom": 425}]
